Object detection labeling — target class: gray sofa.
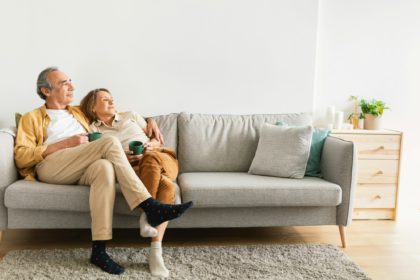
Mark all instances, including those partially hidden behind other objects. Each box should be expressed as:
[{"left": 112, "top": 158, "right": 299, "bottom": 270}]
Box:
[{"left": 0, "top": 112, "right": 356, "bottom": 247}]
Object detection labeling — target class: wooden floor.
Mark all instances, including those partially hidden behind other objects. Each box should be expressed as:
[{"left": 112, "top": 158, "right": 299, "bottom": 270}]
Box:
[{"left": 1, "top": 213, "right": 419, "bottom": 280}]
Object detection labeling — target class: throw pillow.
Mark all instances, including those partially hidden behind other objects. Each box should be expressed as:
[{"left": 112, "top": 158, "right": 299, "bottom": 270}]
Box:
[
  {"left": 305, "top": 128, "right": 331, "bottom": 177},
  {"left": 15, "top": 112, "right": 22, "bottom": 128},
  {"left": 276, "top": 122, "right": 330, "bottom": 177},
  {"left": 248, "top": 123, "right": 313, "bottom": 179}
]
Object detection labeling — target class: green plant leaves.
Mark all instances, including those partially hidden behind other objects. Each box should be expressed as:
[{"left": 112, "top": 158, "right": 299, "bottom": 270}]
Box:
[{"left": 360, "top": 99, "right": 389, "bottom": 116}]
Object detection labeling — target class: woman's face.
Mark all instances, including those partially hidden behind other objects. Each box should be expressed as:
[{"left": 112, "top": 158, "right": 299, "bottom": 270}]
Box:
[{"left": 92, "top": 91, "right": 116, "bottom": 118}]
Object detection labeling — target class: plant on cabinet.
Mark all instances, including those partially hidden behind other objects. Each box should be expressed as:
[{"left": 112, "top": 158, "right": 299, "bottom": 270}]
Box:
[{"left": 360, "top": 98, "right": 390, "bottom": 130}]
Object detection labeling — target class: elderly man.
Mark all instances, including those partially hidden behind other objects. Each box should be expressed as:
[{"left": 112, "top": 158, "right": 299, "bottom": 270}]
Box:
[{"left": 14, "top": 67, "right": 192, "bottom": 275}]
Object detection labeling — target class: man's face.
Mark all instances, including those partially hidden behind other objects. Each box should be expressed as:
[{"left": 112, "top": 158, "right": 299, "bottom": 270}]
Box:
[{"left": 43, "top": 70, "right": 75, "bottom": 106}]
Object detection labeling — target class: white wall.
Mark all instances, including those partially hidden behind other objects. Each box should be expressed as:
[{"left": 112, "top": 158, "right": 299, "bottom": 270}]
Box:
[
  {"left": 1, "top": 1, "right": 419, "bottom": 216},
  {"left": 315, "top": 0, "right": 420, "bottom": 216},
  {"left": 0, "top": 0, "right": 319, "bottom": 128}
]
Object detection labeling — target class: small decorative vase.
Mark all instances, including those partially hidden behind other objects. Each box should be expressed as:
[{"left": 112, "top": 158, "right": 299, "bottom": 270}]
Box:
[
  {"left": 351, "top": 115, "right": 359, "bottom": 129},
  {"left": 358, "top": 118, "right": 364, "bottom": 129},
  {"left": 363, "top": 114, "right": 381, "bottom": 130}
]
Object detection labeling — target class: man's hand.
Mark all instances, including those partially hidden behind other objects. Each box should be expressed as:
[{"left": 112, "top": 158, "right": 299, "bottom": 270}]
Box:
[
  {"left": 125, "top": 150, "right": 143, "bottom": 166},
  {"left": 42, "top": 133, "right": 88, "bottom": 158},
  {"left": 63, "top": 133, "right": 89, "bottom": 148},
  {"left": 146, "top": 118, "right": 165, "bottom": 145}
]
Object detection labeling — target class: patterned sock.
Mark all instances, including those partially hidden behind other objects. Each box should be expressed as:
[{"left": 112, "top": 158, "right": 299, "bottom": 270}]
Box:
[
  {"left": 139, "top": 212, "right": 158, "bottom": 238},
  {"left": 149, "top": 241, "right": 169, "bottom": 278},
  {"left": 90, "top": 241, "right": 124, "bottom": 275},
  {"left": 139, "top": 198, "right": 193, "bottom": 227}
]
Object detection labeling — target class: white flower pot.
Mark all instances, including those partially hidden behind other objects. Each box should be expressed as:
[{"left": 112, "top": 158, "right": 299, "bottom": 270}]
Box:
[{"left": 363, "top": 114, "right": 381, "bottom": 130}]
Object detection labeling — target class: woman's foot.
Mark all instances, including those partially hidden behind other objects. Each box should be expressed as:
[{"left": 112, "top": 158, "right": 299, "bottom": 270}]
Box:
[
  {"left": 139, "top": 212, "right": 158, "bottom": 237},
  {"left": 149, "top": 241, "right": 169, "bottom": 278}
]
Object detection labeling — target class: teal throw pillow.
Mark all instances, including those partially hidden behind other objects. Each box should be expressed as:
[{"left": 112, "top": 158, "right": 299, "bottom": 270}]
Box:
[
  {"left": 305, "top": 128, "right": 330, "bottom": 177},
  {"left": 276, "top": 122, "right": 330, "bottom": 177}
]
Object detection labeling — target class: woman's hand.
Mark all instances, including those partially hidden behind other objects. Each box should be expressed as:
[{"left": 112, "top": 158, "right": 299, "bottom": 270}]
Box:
[
  {"left": 125, "top": 150, "right": 143, "bottom": 166},
  {"left": 146, "top": 118, "right": 165, "bottom": 145},
  {"left": 143, "top": 139, "right": 161, "bottom": 152}
]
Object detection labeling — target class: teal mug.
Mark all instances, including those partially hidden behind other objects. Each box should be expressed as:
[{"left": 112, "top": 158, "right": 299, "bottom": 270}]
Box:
[
  {"left": 129, "top": 140, "right": 144, "bottom": 155},
  {"left": 88, "top": 132, "right": 102, "bottom": 142}
]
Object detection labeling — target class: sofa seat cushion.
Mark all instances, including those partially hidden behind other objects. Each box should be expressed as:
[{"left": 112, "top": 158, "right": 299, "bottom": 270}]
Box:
[
  {"left": 178, "top": 172, "right": 342, "bottom": 208},
  {"left": 5, "top": 180, "right": 181, "bottom": 216}
]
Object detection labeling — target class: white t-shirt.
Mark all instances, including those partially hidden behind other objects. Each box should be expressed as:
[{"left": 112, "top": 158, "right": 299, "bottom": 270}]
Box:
[{"left": 44, "top": 109, "right": 87, "bottom": 145}]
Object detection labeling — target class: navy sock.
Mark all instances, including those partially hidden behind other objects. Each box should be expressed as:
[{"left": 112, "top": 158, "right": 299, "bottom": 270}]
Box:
[
  {"left": 90, "top": 241, "right": 124, "bottom": 275},
  {"left": 139, "top": 198, "right": 193, "bottom": 227}
]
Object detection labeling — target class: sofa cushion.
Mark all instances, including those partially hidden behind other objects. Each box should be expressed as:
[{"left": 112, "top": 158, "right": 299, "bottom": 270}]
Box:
[
  {"left": 276, "top": 122, "right": 331, "bottom": 178},
  {"left": 248, "top": 124, "right": 312, "bottom": 179},
  {"left": 177, "top": 112, "right": 312, "bottom": 173},
  {"left": 15, "top": 112, "right": 22, "bottom": 128},
  {"left": 304, "top": 128, "right": 331, "bottom": 177},
  {"left": 152, "top": 113, "right": 178, "bottom": 151},
  {"left": 5, "top": 180, "right": 181, "bottom": 216},
  {"left": 178, "top": 172, "right": 342, "bottom": 208}
]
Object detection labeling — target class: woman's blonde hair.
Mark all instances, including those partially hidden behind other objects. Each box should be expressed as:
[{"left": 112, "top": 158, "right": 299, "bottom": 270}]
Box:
[{"left": 80, "top": 88, "right": 111, "bottom": 123}]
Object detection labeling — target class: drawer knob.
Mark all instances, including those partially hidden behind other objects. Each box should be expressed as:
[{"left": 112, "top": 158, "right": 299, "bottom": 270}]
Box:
[
  {"left": 376, "top": 170, "right": 384, "bottom": 175},
  {"left": 374, "top": 195, "right": 382, "bottom": 200},
  {"left": 378, "top": 146, "right": 385, "bottom": 150}
]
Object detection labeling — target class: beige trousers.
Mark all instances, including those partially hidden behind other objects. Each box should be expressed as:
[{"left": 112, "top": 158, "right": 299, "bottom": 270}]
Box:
[{"left": 36, "top": 136, "right": 151, "bottom": 241}]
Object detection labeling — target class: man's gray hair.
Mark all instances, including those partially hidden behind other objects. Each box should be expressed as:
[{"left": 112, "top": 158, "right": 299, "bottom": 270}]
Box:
[{"left": 36, "top": 66, "right": 59, "bottom": 100}]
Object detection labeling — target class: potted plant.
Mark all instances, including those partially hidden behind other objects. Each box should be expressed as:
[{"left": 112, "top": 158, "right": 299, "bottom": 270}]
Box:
[{"left": 359, "top": 98, "right": 390, "bottom": 130}]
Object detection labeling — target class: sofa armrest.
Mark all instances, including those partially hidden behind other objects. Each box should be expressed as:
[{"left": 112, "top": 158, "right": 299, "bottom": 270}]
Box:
[
  {"left": 321, "top": 136, "right": 357, "bottom": 226},
  {"left": 0, "top": 130, "right": 18, "bottom": 229}
]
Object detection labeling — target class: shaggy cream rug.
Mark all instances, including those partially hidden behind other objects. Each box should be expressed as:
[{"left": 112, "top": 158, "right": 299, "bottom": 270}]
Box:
[{"left": 0, "top": 244, "right": 370, "bottom": 279}]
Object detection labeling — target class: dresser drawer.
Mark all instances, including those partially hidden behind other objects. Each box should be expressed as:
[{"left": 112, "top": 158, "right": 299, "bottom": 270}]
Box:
[
  {"left": 357, "top": 160, "right": 399, "bottom": 184},
  {"left": 354, "top": 184, "right": 397, "bottom": 208},
  {"left": 353, "top": 209, "right": 395, "bottom": 220},
  {"left": 331, "top": 134, "right": 401, "bottom": 160}
]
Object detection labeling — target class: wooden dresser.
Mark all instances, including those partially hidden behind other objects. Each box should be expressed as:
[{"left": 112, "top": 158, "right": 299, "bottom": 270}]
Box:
[{"left": 330, "top": 129, "right": 403, "bottom": 220}]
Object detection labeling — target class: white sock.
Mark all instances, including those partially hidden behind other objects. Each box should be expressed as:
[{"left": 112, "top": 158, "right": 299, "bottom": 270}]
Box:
[
  {"left": 149, "top": 241, "right": 169, "bottom": 278},
  {"left": 139, "top": 212, "right": 158, "bottom": 238}
]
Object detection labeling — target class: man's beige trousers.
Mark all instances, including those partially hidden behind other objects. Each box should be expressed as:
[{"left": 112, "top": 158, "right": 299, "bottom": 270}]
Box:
[{"left": 36, "top": 136, "right": 151, "bottom": 241}]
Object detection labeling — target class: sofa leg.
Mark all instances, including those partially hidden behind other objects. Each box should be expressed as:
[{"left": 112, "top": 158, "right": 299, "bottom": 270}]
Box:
[
  {"left": 0, "top": 230, "right": 3, "bottom": 242},
  {"left": 338, "top": 225, "right": 346, "bottom": 248}
]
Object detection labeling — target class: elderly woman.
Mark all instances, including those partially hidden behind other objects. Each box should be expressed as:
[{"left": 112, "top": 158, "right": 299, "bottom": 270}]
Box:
[{"left": 80, "top": 88, "right": 180, "bottom": 278}]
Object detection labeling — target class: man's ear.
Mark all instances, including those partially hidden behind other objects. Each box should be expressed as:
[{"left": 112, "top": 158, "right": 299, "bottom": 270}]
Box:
[{"left": 40, "top": 87, "right": 51, "bottom": 98}]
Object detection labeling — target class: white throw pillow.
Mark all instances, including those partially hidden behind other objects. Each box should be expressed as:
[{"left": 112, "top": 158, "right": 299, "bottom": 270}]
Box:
[{"left": 248, "top": 123, "right": 313, "bottom": 179}]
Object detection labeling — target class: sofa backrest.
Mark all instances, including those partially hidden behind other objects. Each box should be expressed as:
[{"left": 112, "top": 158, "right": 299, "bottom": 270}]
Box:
[
  {"left": 153, "top": 113, "right": 179, "bottom": 151},
  {"left": 177, "top": 112, "right": 312, "bottom": 173}
]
